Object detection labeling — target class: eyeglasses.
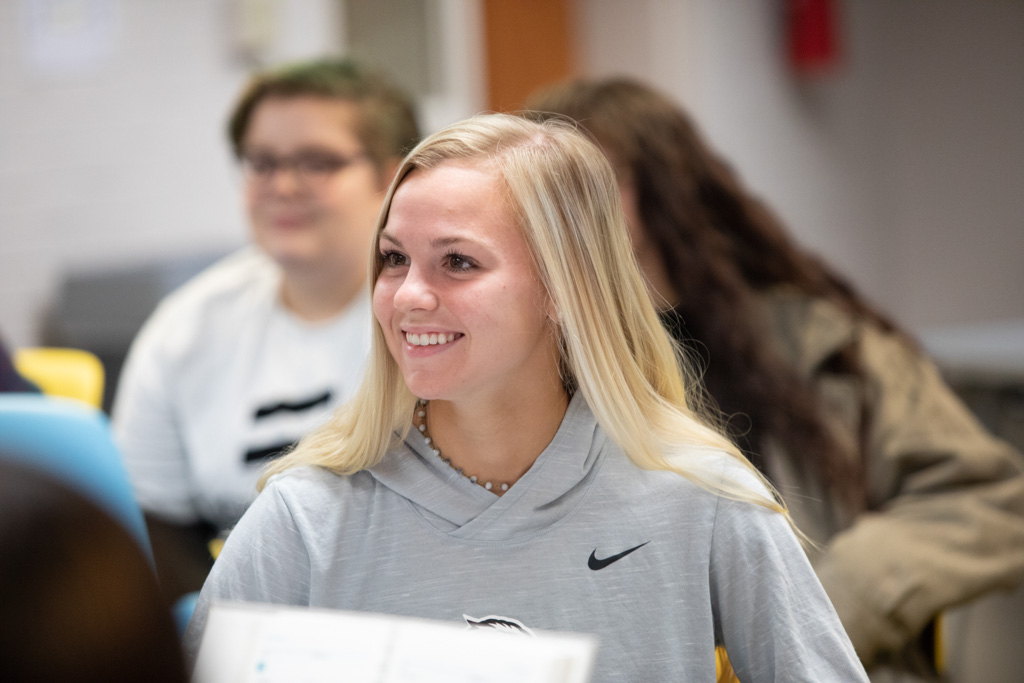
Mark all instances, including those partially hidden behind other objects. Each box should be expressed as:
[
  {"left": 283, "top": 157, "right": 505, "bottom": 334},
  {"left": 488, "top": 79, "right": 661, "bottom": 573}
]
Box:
[{"left": 240, "top": 150, "right": 369, "bottom": 185}]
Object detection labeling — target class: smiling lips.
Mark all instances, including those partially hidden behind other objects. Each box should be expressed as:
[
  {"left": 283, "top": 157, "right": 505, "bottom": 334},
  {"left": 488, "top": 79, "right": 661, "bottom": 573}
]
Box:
[{"left": 404, "top": 331, "right": 463, "bottom": 347}]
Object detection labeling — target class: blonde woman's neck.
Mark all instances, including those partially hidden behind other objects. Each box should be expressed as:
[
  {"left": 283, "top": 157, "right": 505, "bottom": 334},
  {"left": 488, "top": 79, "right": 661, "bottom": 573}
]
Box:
[{"left": 424, "top": 381, "right": 569, "bottom": 492}]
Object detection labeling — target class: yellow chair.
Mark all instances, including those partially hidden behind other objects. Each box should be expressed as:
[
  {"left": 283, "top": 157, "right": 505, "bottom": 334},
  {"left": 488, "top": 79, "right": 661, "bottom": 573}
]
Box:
[
  {"left": 14, "top": 347, "right": 105, "bottom": 408},
  {"left": 717, "top": 646, "right": 740, "bottom": 682}
]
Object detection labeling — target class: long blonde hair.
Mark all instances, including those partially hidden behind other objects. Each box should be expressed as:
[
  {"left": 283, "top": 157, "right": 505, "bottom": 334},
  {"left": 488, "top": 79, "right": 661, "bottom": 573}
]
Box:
[{"left": 260, "top": 113, "right": 788, "bottom": 518}]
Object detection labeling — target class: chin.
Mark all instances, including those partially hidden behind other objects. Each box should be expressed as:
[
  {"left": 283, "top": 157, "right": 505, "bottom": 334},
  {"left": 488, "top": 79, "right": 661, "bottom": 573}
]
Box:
[
  {"left": 404, "top": 385, "right": 442, "bottom": 401},
  {"left": 260, "top": 244, "right": 323, "bottom": 271},
  {"left": 253, "top": 228, "right": 317, "bottom": 262},
  {"left": 400, "top": 377, "right": 451, "bottom": 402}
]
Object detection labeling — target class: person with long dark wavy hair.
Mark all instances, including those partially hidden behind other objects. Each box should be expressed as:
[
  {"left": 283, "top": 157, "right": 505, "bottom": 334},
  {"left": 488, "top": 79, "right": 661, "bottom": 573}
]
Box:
[{"left": 528, "top": 77, "right": 1024, "bottom": 681}]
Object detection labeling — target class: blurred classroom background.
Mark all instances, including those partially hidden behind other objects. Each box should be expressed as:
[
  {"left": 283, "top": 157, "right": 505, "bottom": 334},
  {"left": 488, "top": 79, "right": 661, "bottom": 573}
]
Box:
[
  {"left": 1, "top": 1, "right": 1022, "bottom": 680},
  {"left": 2, "top": 0, "right": 1022, "bottom": 390}
]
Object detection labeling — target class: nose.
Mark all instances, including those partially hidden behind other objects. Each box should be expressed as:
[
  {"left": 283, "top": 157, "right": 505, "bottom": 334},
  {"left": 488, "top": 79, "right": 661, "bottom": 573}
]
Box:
[
  {"left": 392, "top": 264, "right": 438, "bottom": 313},
  {"left": 267, "top": 164, "right": 304, "bottom": 195}
]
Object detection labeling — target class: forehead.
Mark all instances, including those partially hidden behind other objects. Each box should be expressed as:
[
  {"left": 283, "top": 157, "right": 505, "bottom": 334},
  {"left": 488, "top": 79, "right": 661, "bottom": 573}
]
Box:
[
  {"left": 243, "top": 96, "right": 362, "bottom": 151},
  {"left": 384, "top": 162, "right": 517, "bottom": 242}
]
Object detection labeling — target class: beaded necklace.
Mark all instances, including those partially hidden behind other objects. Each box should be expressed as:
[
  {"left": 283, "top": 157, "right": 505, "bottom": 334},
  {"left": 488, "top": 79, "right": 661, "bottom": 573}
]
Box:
[{"left": 415, "top": 399, "right": 511, "bottom": 494}]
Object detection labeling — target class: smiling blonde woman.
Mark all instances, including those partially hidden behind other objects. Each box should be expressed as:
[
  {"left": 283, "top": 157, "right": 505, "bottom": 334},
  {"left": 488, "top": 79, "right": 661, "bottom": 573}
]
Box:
[{"left": 186, "top": 114, "right": 868, "bottom": 682}]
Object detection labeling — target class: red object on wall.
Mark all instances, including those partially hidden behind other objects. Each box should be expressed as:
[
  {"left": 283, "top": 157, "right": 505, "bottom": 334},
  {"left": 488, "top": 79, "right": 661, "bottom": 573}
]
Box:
[{"left": 786, "top": 0, "right": 840, "bottom": 74}]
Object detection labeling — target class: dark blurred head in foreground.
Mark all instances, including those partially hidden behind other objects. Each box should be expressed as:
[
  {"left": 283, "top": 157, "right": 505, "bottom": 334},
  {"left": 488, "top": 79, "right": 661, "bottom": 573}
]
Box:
[{"left": 0, "top": 458, "right": 186, "bottom": 683}]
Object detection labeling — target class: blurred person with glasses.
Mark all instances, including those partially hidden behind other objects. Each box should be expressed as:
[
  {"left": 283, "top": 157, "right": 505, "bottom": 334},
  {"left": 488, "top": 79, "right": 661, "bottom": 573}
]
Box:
[{"left": 112, "top": 58, "right": 420, "bottom": 602}]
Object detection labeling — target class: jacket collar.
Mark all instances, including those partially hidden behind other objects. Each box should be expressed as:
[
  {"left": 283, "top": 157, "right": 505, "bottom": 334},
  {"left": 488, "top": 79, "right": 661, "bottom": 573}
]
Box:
[{"left": 757, "top": 288, "right": 858, "bottom": 377}]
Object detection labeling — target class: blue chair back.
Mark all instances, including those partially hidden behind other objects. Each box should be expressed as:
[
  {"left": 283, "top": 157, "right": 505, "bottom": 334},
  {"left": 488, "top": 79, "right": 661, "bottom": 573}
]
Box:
[{"left": 0, "top": 393, "right": 152, "bottom": 559}]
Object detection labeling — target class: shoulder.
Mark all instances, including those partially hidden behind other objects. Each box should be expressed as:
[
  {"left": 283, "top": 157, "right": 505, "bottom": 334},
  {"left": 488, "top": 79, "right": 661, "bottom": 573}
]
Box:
[
  {"left": 589, "top": 443, "right": 794, "bottom": 573},
  {"left": 127, "top": 247, "right": 278, "bottom": 358},
  {"left": 150, "top": 247, "right": 278, "bottom": 322},
  {"left": 263, "top": 465, "right": 363, "bottom": 503},
  {"left": 650, "top": 446, "right": 788, "bottom": 546},
  {"left": 761, "top": 288, "right": 945, "bottom": 411},
  {"left": 203, "top": 467, "right": 354, "bottom": 551},
  {"left": 259, "top": 465, "right": 375, "bottom": 526},
  {"left": 601, "top": 443, "right": 770, "bottom": 516},
  {"left": 756, "top": 288, "right": 861, "bottom": 374}
]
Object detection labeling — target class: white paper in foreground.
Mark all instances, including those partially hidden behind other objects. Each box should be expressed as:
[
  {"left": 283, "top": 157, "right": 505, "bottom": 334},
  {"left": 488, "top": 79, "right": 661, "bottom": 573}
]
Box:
[{"left": 192, "top": 601, "right": 597, "bottom": 683}]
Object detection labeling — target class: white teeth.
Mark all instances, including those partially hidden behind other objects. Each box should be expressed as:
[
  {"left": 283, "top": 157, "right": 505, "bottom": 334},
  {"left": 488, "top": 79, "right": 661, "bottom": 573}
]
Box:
[{"left": 405, "top": 332, "right": 457, "bottom": 346}]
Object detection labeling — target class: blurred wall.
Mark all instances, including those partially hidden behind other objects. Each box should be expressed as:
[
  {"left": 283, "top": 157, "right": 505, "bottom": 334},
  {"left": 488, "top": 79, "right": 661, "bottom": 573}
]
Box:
[
  {"left": 1, "top": 0, "right": 1021, "bottom": 349},
  {"left": 0, "top": 0, "right": 485, "bottom": 349},
  {"left": 1, "top": 0, "right": 248, "bottom": 347},
  {"left": 576, "top": 0, "right": 1024, "bottom": 333}
]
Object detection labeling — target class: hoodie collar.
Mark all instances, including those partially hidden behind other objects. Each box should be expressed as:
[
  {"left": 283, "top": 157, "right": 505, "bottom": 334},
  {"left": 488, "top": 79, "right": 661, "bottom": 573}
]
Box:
[{"left": 368, "top": 392, "right": 605, "bottom": 541}]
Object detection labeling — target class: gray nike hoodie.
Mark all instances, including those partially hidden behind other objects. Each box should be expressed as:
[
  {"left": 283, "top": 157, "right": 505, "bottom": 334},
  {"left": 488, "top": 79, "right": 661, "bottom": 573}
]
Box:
[{"left": 185, "top": 392, "right": 867, "bottom": 681}]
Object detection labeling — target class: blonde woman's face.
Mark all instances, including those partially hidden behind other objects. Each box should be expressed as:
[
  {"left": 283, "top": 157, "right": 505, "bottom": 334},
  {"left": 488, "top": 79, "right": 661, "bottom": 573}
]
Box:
[{"left": 372, "top": 162, "right": 557, "bottom": 406}]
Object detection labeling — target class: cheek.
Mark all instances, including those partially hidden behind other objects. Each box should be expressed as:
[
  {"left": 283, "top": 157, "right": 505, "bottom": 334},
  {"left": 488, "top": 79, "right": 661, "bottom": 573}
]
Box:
[
  {"left": 244, "top": 186, "right": 263, "bottom": 218},
  {"left": 371, "top": 282, "right": 394, "bottom": 326},
  {"left": 498, "top": 283, "right": 550, "bottom": 336},
  {"left": 372, "top": 282, "right": 388, "bottom": 307}
]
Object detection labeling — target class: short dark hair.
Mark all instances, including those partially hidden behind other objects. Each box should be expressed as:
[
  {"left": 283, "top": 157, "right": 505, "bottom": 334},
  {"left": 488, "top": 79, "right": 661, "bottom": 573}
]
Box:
[{"left": 227, "top": 56, "right": 420, "bottom": 170}]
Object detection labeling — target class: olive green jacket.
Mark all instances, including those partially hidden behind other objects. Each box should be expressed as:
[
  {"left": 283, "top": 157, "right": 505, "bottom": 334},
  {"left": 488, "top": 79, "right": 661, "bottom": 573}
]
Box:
[{"left": 758, "top": 289, "right": 1024, "bottom": 680}]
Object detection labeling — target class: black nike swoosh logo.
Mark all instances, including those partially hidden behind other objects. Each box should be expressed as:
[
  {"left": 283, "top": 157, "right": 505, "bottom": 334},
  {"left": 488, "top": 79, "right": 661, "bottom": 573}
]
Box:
[{"left": 588, "top": 541, "right": 650, "bottom": 570}]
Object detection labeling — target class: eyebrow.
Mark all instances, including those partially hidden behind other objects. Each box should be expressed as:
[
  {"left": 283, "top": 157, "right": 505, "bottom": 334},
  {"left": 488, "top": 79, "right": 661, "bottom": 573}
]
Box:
[
  {"left": 378, "top": 232, "right": 473, "bottom": 250},
  {"left": 243, "top": 144, "right": 358, "bottom": 157}
]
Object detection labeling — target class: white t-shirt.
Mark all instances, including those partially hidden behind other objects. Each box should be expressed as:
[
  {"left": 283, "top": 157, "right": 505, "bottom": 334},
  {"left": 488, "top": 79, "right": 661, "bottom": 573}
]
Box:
[{"left": 113, "top": 247, "right": 372, "bottom": 530}]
